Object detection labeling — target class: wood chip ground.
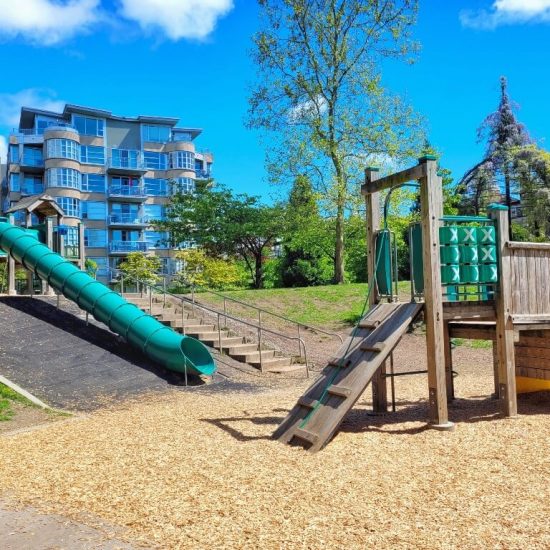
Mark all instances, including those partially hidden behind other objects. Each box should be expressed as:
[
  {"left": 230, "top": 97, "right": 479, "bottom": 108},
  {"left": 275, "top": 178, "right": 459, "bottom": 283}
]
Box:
[{"left": 0, "top": 334, "right": 549, "bottom": 549}]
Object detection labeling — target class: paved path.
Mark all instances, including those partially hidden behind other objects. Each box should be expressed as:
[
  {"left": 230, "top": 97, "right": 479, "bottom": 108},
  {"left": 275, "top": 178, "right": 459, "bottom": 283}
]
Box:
[
  {"left": 0, "top": 498, "right": 140, "bottom": 549},
  {"left": 0, "top": 296, "right": 199, "bottom": 411}
]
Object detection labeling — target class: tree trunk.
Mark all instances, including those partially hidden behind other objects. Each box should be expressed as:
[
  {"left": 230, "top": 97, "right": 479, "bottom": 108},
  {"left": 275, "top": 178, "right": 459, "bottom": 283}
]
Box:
[
  {"left": 254, "top": 254, "right": 263, "bottom": 289},
  {"left": 334, "top": 202, "right": 345, "bottom": 283}
]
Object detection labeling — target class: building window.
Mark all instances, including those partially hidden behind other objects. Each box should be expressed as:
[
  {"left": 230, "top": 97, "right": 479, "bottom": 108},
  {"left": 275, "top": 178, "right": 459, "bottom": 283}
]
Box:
[
  {"left": 172, "top": 131, "right": 192, "bottom": 142},
  {"left": 143, "top": 204, "right": 164, "bottom": 222},
  {"left": 173, "top": 177, "right": 195, "bottom": 194},
  {"left": 22, "top": 147, "right": 44, "bottom": 167},
  {"left": 9, "top": 146, "right": 19, "bottom": 163},
  {"left": 54, "top": 197, "right": 80, "bottom": 218},
  {"left": 88, "top": 256, "right": 109, "bottom": 276},
  {"left": 84, "top": 228, "right": 107, "bottom": 247},
  {"left": 47, "top": 138, "right": 80, "bottom": 161},
  {"left": 46, "top": 168, "right": 81, "bottom": 190},
  {"left": 144, "top": 151, "right": 168, "bottom": 170},
  {"left": 145, "top": 231, "right": 169, "bottom": 249},
  {"left": 81, "top": 145, "right": 105, "bottom": 165},
  {"left": 21, "top": 176, "right": 43, "bottom": 196},
  {"left": 9, "top": 173, "right": 20, "bottom": 192},
  {"left": 142, "top": 125, "right": 171, "bottom": 143},
  {"left": 73, "top": 115, "right": 104, "bottom": 137},
  {"left": 144, "top": 178, "right": 169, "bottom": 196},
  {"left": 82, "top": 201, "right": 106, "bottom": 220},
  {"left": 170, "top": 151, "right": 194, "bottom": 170},
  {"left": 111, "top": 176, "right": 141, "bottom": 195},
  {"left": 81, "top": 174, "right": 106, "bottom": 193},
  {"left": 36, "top": 117, "right": 69, "bottom": 134},
  {"left": 110, "top": 149, "right": 141, "bottom": 169}
]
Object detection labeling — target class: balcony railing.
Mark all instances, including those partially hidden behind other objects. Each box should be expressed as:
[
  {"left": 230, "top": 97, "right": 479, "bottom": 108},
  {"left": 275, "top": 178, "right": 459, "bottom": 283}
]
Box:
[
  {"left": 109, "top": 241, "right": 148, "bottom": 253},
  {"left": 14, "top": 123, "right": 77, "bottom": 136},
  {"left": 20, "top": 185, "right": 44, "bottom": 196},
  {"left": 20, "top": 155, "right": 44, "bottom": 168},
  {"left": 195, "top": 169, "right": 211, "bottom": 179},
  {"left": 107, "top": 151, "right": 145, "bottom": 171},
  {"left": 108, "top": 214, "right": 148, "bottom": 225},
  {"left": 108, "top": 185, "right": 146, "bottom": 198}
]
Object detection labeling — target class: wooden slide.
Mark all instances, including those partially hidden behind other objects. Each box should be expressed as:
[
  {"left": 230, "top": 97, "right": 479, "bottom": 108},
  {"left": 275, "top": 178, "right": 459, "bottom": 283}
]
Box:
[{"left": 273, "top": 301, "right": 423, "bottom": 452}]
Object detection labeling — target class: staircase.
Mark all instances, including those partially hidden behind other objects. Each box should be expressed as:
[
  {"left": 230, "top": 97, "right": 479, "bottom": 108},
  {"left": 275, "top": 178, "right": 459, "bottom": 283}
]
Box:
[
  {"left": 273, "top": 302, "right": 424, "bottom": 451},
  {"left": 124, "top": 293, "right": 305, "bottom": 374}
]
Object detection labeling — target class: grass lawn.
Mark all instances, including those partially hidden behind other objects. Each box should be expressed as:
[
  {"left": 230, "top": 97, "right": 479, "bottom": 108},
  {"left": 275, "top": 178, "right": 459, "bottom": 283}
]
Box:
[
  {"left": 188, "top": 281, "right": 412, "bottom": 329},
  {"left": 0, "top": 383, "right": 31, "bottom": 422}
]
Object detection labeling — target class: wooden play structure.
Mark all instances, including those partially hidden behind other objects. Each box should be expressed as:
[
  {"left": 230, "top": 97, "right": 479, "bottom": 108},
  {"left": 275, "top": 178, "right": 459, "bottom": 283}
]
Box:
[{"left": 275, "top": 155, "right": 550, "bottom": 452}]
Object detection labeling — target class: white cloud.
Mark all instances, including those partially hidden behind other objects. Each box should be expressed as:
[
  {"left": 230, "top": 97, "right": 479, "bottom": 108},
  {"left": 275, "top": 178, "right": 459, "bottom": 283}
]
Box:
[
  {"left": 0, "top": 0, "right": 101, "bottom": 46},
  {"left": 0, "top": 89, "right": 65, "bottom": 128},
  {"left": 118, "top": 0, "right": 234, "bottom": 40},
  {"left": 461, "top": 0, "right": 550, "bottom": 29},
  {"left": 0, "top": 136, "right": 7, "bottom": 164},
  {"left": 288, "top": 95, "right": 328, "bottom": 124}
]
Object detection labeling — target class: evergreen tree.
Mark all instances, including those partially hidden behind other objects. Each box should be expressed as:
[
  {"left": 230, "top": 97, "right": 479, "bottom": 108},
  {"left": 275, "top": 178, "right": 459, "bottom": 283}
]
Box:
[{"left": 459, "top": 77, "right": 531, "bottom": 233}]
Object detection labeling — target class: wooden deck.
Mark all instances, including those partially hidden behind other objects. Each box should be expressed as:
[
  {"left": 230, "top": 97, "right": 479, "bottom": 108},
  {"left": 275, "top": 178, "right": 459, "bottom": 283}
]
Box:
[{"left": 273, "top": 302, "right": 423, "bottom": 452}]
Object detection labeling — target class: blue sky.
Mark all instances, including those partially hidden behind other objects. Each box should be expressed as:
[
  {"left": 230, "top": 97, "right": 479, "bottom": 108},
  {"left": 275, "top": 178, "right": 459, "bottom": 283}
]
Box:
[{"left": 0, "top": 0, "right": 548, "bottom": 200}]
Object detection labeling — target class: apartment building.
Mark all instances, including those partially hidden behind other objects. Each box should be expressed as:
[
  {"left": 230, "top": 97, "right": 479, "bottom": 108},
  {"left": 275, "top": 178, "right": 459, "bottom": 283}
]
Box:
[{"left": 2, "top": 104, "right": 213, "bottom": 283}]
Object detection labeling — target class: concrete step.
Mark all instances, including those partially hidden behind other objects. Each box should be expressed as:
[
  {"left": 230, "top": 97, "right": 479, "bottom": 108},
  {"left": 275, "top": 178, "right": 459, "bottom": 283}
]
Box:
[
  {"left": 232, "top": 350, "right": 276, "bottom": 363},
  {"left": 225, "top": 343, "right": 259, "bottom": 355},
  {"left": 182, "top": 325, "right": 216, "bottom": 336},
  {"left": 200, "top": 334, "right": 244, "bottom": 347},
  {"left": 264, "top": 363, "right": 307, "bottom": 374},
  {"left": 162, "top": 317, "right": 200, "bottom": 328},
  {"left": 156, "top": 312, "right": 194, "bottom": 322},
  {"left": 249, "top": 356, "right": 292, "bottom": 370}
]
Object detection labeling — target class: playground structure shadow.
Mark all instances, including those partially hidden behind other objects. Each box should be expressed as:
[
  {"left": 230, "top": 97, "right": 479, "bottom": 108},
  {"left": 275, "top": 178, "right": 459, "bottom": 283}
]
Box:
[
  {"left": 0, "top": 296, "right": 204, "bottom": 387},
  {"left": 202, "top": 393, "right": 550, "bottom": 443}
]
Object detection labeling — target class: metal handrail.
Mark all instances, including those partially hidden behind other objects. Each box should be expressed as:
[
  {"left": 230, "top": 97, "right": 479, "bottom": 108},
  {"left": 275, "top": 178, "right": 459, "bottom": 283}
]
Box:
[
  {"left": 178, "top": 282, "right": 343, "bottom": 345},
  {"left": 118, "top": 273, "right": 310, "bottom": 377}
]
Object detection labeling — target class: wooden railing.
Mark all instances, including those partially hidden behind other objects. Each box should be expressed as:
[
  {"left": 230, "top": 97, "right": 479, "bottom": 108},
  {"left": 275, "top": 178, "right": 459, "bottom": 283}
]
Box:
[{"left": 508, "top": 241, "right": 550, "bottom": 319}]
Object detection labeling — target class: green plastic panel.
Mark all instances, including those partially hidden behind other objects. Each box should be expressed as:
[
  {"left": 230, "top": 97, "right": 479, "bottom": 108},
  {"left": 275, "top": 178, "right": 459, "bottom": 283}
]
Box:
[
  {"left": 439, "top": 226, "right": 458, "bottom": 245},
  {"left": 477, "top": 226, "right": 495, "bottom": 244},
  {"left": 479, "top": 245, "right": 497, "bottom": 263},
  {"left": 457, "top": 226, "right": 477, "bottom": 245},
  {"left": 479, "top": 264, "right": 498, "bottom": 283},
  {"left": 0, "top": 221, "right": 215, "bottom": 377},
  {"left": 375, "top": 230, "right": 393, "bottom": 296},
  {"left": 440, "top": 245, "right": 459, "bottom": 264},
  {"left": 460, "top": 264, "right": 480, "bottom": 283},
  {"left": 411, "top": 223, "right": 424, "bottom": 294},
  {"left": 459, "top": 245, "right": 479, "bottom": 264},
  {"left": 441, "top": 264, "right": 460, "bottom": 284}
]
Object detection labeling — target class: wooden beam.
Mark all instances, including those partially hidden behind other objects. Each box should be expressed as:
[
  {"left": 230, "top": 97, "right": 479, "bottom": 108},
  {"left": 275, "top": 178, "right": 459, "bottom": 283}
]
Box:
[
  {"left": 512, "top": 313, "right": 550, "bottom": 324},
  {"left": 489, "top": 205, "right": 517, "bottom": 417},
  {"left": 421, "top": 158, "right": 452, "bottom": 429},
  {"left": 507, "top": 241, "right": 550, "bottom": 251},
  {"left": 442, "top": 302, "right": 496, "bottom": 321},
  {"left": 361, "top": 163, "right": 427, "bottom": 195},
  {"left": 365, "top": 167, "right": 386, "bottom": 412},
  {"left": 449, "top": 325, "right": 496, "bottom": 340}
]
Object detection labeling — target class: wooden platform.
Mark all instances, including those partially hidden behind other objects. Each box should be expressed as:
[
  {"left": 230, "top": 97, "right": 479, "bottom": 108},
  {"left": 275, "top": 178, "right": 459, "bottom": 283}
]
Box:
[{"left": 273, "top": 302, "right": 423, "bottom": 452}]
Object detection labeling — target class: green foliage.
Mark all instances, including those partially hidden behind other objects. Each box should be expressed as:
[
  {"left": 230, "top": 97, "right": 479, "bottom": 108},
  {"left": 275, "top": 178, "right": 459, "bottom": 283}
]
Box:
[
  {"left": 156, "top": 182, "right": 285, "bottom": 289},
  {"left": 0, "top": 261, "right": 7, "bottom": 293},
  {"left": 84, "top": 258, "right": 98, "bottom": 277},
  {"left": 0, "top": 383, "right": 32, "bottom": 422},
  {"left": 174, "top": 249, "right": 245, "bottom": 290},
  {"left": 281, "top": 175, "right": 334, "bottom": 286},
  {"left": 118, "top": 252, "right": 162, "bottom": 285},
  {"left": 248, "top": 0, "right": 424, "bottom": 282}
]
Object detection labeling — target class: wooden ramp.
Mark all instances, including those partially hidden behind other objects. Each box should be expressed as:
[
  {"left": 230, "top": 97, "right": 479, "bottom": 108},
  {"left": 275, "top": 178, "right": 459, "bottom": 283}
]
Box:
[{"left": 273, "top": 302, "right": 423, "bottom": 452}]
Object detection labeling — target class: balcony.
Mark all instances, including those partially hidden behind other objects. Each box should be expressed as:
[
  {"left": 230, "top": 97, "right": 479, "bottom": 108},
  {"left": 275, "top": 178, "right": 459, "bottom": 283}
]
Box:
[
  {"left": 195, "top": 169, "right": 211, "bottom": 180},
  {"left": 107, "top": 151, "right": 146, "bottom": 175},
  {"left": 109, "top": 241, "right": 148, "bottom": 254},
  {"left": 20, "top": 185, "right": 45, "bottom": 196},
  {"left": 108, "top": 214, "right": 148, "bottom": 227},
  {"left": 19, "top": 153, "right": 45, "bottom": 173},
  {"left": 108, "top": 185, "right": 147, "bottom": 201}
]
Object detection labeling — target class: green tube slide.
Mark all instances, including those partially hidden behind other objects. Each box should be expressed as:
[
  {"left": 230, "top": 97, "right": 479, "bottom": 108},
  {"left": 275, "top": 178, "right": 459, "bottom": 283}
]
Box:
[{"left": 0, "top": 220, "right": 216, "bottom": 376}]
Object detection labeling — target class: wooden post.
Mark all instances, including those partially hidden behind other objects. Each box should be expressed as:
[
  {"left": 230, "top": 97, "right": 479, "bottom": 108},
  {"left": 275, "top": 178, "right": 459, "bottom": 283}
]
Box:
[
  {"left": 488, "top": 205, "right": 517, "bottom": 417},
  {"left": 7, "top": 215, "right": 15, "bottom": 296},
  {"left": 364, "top": 167, "right": 387, "bottom": 413},
  {"left": 364, "top": 167, "right": 380, "bottom": 308},
  {"left": 443, "top": 321, "right": 454, "bottom": 400},
  {"left": 420, "top": 156, "right": 453, "bottom": 430}
]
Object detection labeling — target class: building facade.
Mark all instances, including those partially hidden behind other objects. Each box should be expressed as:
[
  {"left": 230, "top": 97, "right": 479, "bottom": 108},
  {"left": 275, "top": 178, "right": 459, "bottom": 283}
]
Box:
[{"left": 2, "top": 104, "right": 212, "bottom": 283}]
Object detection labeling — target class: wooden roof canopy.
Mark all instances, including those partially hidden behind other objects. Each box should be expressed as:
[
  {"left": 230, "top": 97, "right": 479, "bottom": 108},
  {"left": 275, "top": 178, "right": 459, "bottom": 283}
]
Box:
[{"left": 5, "top": 194, "right": 65, "bottom": 220}]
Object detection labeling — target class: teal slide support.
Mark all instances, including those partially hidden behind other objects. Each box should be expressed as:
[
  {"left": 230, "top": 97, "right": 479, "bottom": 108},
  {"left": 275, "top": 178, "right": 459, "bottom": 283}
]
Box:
[{"left": 0, "top": 220, "right": 216, "bottom": 376}]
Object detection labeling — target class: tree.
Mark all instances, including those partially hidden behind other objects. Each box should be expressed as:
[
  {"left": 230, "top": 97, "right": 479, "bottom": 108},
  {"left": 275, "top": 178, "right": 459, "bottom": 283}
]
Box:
[
  {"left": 174, "top": 249, "right": 245, "bottom": 290},
  {"left": 156, "top": 182, "right": 285, "bottom": 289},
  {"left": 248, "top": 0, "right": 424, "bottom": 283},
  {"left": 281, "top": 175, "right": 333, "bottom": 286},
  {"left": 118, "top": 252, "right": 161, "bottom": 286},
  {"left": 459, "top": 77, "right": 531, "bottom": 231},
  {"left": 84, "top": 258, "right": 98, "bottom": 278}
]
